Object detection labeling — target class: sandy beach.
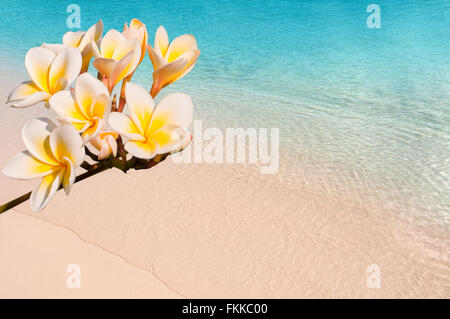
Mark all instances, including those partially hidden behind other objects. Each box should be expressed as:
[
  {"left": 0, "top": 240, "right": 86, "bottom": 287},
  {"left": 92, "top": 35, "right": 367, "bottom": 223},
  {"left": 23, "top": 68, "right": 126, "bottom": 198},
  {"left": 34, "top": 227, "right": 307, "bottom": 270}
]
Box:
[{"left": 0, "top": 74, "right": 449, "bottom": 298}]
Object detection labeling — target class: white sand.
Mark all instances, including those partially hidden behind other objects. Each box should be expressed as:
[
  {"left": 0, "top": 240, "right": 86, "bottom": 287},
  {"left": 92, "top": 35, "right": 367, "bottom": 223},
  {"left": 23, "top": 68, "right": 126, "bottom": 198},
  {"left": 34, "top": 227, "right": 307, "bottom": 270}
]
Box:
[
  {"left": 0, "top": 212, "right": 180, "bottom": 298},
  {"left": 0, "top": 77, "right": 448, "bottom": 298}
]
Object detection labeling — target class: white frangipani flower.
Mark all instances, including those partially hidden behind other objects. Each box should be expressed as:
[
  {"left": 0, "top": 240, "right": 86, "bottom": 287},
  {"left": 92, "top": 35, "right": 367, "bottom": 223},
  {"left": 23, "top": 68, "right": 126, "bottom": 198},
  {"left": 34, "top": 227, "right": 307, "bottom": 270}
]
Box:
[
  {"left": 49, "top": 73, "right": 111, "bottom": 142},
  {"left": 147, "top": 26, "right": 200, "bottom": 97},
  {"left": 91, "top": 29, "right": 141, "bottom": 92},
  {"left": 109, "top": 83, "right": 193, "bottom": 159},
  {"left": 7, "top": 47, "right": 82, "bottom": 108},
  {"left": 2, "top": 119, "right": 85, "bottom": 212},
  {"left": 42, "top": 20, "right": 103, "bottom": 72}
]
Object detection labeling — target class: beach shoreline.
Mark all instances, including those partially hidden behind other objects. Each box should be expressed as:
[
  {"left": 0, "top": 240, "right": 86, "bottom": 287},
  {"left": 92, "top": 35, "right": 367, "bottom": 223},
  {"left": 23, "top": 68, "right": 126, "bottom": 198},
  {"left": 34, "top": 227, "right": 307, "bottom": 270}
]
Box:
[{"left": 0, "top": 66, "right": 448, "bottom": 298}]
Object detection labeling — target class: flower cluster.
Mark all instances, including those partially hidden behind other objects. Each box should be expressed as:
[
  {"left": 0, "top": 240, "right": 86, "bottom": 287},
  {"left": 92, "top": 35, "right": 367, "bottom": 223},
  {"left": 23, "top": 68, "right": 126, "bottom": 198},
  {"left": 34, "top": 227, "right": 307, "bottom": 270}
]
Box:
[{"left": 2, "top": 19, "right": 200, "bottom": 213}]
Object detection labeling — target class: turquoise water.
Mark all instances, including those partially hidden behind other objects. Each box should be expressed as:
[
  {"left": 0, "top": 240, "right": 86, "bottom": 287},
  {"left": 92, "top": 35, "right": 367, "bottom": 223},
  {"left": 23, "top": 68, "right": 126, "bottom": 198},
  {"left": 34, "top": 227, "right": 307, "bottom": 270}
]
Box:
[{"left": 0, "top": 1, "right": 449, "bottom": 221}]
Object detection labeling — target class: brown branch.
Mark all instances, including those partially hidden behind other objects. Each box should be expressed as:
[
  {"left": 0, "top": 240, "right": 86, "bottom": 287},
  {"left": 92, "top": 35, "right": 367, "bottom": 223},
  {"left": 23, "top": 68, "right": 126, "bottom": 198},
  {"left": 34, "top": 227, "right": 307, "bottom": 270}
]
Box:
[
  {"left": 0, "top": 192, "right": 32, "bottom": 215},
  {"left": 116, "top": 136, "right": 127, "bottom": 161},
  {"left": 80, "top": 161, "right": 93, "bottom": 170},
  {"left": 84, "top": 146, "right": 99, "bottom": 162}
]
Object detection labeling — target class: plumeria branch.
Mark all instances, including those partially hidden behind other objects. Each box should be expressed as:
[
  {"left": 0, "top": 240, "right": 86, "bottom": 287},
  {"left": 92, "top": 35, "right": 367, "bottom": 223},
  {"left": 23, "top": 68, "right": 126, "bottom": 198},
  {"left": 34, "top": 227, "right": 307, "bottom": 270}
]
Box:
[
  {"left": 84, "top": 146, "right": 99, "bottom": 162},
  {"left": 2, "top": 19, "right": 199, "bottom": 214},
  {"left": 116, "top": 136, "right": 127, "bottom": 161},
  {"left": 0, "top": 151, "right": 171, "bottom": 214}
]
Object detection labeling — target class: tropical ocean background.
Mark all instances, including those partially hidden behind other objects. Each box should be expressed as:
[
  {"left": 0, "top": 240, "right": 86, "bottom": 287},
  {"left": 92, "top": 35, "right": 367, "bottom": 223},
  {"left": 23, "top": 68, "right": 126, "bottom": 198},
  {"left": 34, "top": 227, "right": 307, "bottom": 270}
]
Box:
[{"left": 0, "top": 0, "right": 449, "bottom": 236}]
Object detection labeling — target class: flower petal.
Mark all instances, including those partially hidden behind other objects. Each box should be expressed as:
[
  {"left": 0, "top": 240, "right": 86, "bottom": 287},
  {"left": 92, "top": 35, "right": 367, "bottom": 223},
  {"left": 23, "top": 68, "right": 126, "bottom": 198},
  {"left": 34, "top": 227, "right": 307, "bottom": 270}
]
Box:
[
  {"left": 149, "top": 93, "right": 193, "bottom": 134},
  {"left": 95, "top": 134, "right": 117, "bottom": 160},
  {"left": 48, "top": 47, "right": 82, "bottom": 93},
  {"left": 129, "top": 18, "right": 144, "bottom": 30},
  {"left": 125, "top": 140, "right": 159, "bottom": 159},
  {"left": 22, "top": 118, "right": 58, "bottom": 165},
  {"left": 124, "top": 82, "right": 154, "bottom": 133},
  {"left": 90, "top": 39, "right": 101, "bottom": 58},
  {"left": 150, "top": 57, "right": 190, "bottom": 97},
  {"left": 7, "top": 81, "right": 41, "bottom": 103},
  {"left": 97, "top": 143, "right": 111, "bottom": 160},
  {"left": 69, "top": 121, "right": 91, "bottom": 133},
  {"left": 30, "top": 169, "right": 63, "bottom": 213},
  {"left": 108, "top": 112, "right": 144, "bottom": 141},
  {"left": 10, "top": 92, "right": 50, "bottom": 108},
  {"left": 2, "top": 151, "right": 56, "bottom": 180},
  {"left": 41, "top": 43, "right": 68, "bottom": 54},
  {"left": 78, "top": 21, "right": 104, "bottom": 73},
  {"left": 174, "top": 49, "right": 201, "bottom": 81},
  {"left": 154, "top": 26, "right": 169, "bottom": 57},
  {"left": 74, "top": 73, "right": 109, "bottom": 117},
  {"left": 107, "top": 50, "right": 137, "bottom": 90},
  {"left": 81, "top": 117, "right": 102, "bottom": 142},
  {"left": 88, "top": 134, "right": 102, "bottom": 150},
  {"left": 79, "top": 44, "right": 94, "bottom": 73},
  {"left": 49, "top": 125, "right": 85, "bottom": 167},
  {"left": 111, "top": 37, "right": 140, "bottom": 70},
  {"left": 49, "top": 91, "right": 87, "bottom": 124},
  {"left": 112, "top": 37, "right": 140, "bottom": 61},
  {"left": 61, "top": 156, "right": 75, "bottom": 195},
  {"left": 100, "top": 29, "right": 125, "bottom": 59},
  {"left": 92, "top": 57, "right": 117, "bottom": 78},
  {"left": 106, "top": 134, "right": 118, "bottom": 157},
  {"left": 100, "top": 131, "right": 119, "bottom": 140},
  {"left": 78, "top": 19, "right": 103, "bottom": 51},
  {"left": 62, "top": 31, "right": 85, "bottom": 47},
  {"left": 147, "top": 44, "right": 166, "bottom": 70},
  {"left": 151, "top": 125, "right": 190, "bottom": 154},
  {"left": 25, "top": 47, "right": 55, "bottom": 93},
  {"left": 90, "top": 93, "right": 110, "bottom": 119},
  {"left": 51, "top": 78, "right": 68, "bottom": 94},
  {"left": 166, "top": 34, "right": 198, "bottom": 63}
]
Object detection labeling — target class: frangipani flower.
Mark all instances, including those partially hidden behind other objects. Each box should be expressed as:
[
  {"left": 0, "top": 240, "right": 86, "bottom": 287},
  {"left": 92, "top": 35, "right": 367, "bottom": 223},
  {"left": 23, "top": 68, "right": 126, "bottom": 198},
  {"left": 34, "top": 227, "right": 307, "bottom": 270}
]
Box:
[
  {"left": 91, "top": 29, "right": 141, "bottom": 92},
  {"left": 49, "top": 73, "right": 111, "bottom": 142},
  {"left": 109, "top": 83, "right": 193, "bottom": 159},
  {"left": 2, "top": 119, "right": 85, "bottom": 212},
  {"left": 7, "top": 47, "right": 82, "bottom": 108},
  {"left": 42, "top": 20, "right": 103, "bottom": 73},
  {"left": 123, "top": 18, "right": 148, "bottom": 65},
  {"left": 89, "top": 131, "right": 119, "bottom": 160},
  {"left": 147, "top": 26, "right": 200, "bottom": 97}
]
